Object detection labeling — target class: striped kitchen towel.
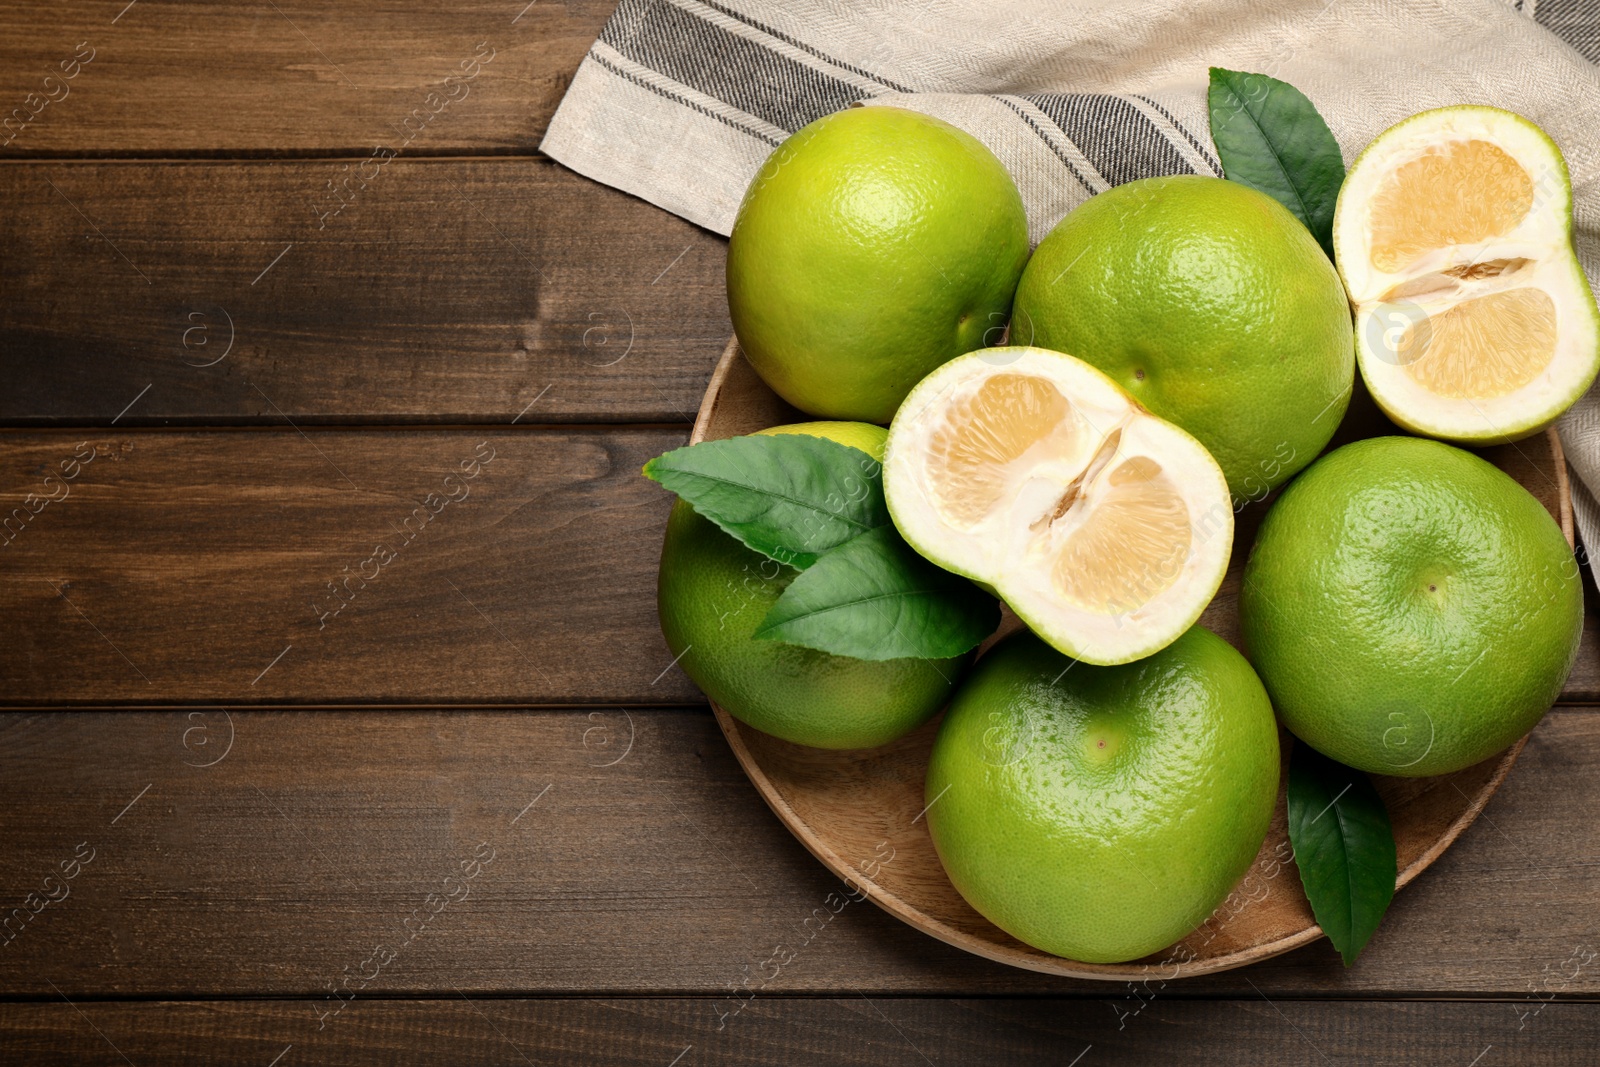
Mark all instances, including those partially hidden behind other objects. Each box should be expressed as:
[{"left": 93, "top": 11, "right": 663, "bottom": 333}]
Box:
[{"left": 542, "top": 0, "right": 1600, "bottom": 553}]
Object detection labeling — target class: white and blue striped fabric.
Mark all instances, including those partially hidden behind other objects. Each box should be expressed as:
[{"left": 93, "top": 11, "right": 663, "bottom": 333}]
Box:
[{"left": 543, "top": 0, "right": 1600, "bottom": 553}]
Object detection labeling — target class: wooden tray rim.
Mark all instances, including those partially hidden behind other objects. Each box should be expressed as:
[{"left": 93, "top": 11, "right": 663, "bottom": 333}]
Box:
[{"left": 694, "top": 336, "right": 1570, "bottom": 981}]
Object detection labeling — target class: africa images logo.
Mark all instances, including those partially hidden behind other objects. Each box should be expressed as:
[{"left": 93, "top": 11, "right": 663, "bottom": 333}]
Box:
[{"left": 1362, "top": 298, "right": 1434, "bottom": 369}]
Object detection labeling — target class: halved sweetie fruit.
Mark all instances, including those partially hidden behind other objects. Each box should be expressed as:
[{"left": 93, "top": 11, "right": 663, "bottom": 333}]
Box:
[
  {"left": 1333, "top": 106, "right": 1600, "bottom": 443},
  {"left": 884, "top": 347, "right": 1232, "bottom": 665}
]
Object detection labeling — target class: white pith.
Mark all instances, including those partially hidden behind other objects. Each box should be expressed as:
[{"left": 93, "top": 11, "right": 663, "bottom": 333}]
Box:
[
  {"left": 1334, "top": 107, "right": 1600, "bottom": 441},
  {"left": 884, "top": 347, "right": 1233, "bottom": 666}
]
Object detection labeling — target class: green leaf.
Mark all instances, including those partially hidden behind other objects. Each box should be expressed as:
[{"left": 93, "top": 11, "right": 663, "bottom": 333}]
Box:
[
  {"left": 753, "top": 525, "right": 998, "bottom": 661},
  {"left": 1286, "top": 743, "right": 1397, "bottom": 966},
  {"left": 643, "top": 435, "right": 888, "bottom": 569},
  {"left": 1208, "top": 67, "right": 1345, "bottom": 259}
]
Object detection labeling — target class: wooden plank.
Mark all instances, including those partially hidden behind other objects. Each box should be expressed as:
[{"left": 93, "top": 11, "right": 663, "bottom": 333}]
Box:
[
  {"left": 2, "top": 707, "right": 1599, "bottom": 998},
  {"left": 0, "top": 998, "right": 1594, "bottom": 1066},
  {"left": 0, "top": 429, "right": 703, "bottom": 705},
  {"left": 0, "top": 1, "right": 618, "bottom": 155},
  {"left": 0, "top": 159, "right": 727, "bottom": 426},
  {"left": 0, "top": 428, "right": 1595, "bottom": 706}
]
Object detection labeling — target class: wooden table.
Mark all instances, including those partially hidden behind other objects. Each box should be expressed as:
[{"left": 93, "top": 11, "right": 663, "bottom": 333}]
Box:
[{"left": 3, "top": 3, "right": 1599, "bottom": 1062}]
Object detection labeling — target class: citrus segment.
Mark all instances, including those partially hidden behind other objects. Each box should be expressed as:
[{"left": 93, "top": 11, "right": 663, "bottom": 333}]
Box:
[
  {"left": 885, "top": 347, "right": 1231, "bottom": 665},
  {"left": 927, "top": 372, "right": 1080, "bottom": 527},
  {"left": 1054, "top": 457, "right": 1191, "bottom": 614},
  {"left": 1401, "top": 288, "right": 1557, "bottom": 399},
  {"left": 1334, "top": 106, "right": 1600, "bottom": 443},
  {"left": 1368, "top": 139, "right": 1533, "bottom": 272}
]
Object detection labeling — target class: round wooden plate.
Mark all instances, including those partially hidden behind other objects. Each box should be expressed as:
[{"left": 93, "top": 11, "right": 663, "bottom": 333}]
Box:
[{"left": 692, "top": 337, "right": 1575, "bottom": 980}]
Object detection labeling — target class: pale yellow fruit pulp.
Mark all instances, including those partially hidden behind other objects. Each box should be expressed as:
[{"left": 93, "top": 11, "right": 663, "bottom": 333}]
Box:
[
  {"left": 1053, "top": 455, "right": 1190, "bottom": 615},
  {"left": 1368, "top": 138, "right": 1533, "bottom": 273},
  {"left": 926, "top": 373, "right": 1082, "bottom": 527}
]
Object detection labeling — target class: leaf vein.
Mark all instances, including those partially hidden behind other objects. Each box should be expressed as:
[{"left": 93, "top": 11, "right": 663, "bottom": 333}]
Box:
[
  {"left": 661, "top": 470, "right": 879, "bottom": 530},
  {"left": 1235, "top": 86, "right": 1314, "bottom": 224}
]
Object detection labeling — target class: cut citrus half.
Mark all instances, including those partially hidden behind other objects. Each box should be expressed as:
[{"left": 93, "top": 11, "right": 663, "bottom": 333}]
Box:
[
  {"left": 1333, "top": 106, "right": 1600, "bottom": 443},
  {"left": 884, "top": 347, "right": 1232, "bottom": 665}
]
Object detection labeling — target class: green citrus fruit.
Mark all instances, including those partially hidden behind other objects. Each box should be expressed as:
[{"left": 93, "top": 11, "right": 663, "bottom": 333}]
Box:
[
  {"left": 1011, "top": 175, "right": 1354, "bottom": 500},
  {"left": 752, "top": 420, "right": 888, "bottom": 455},
  {"left": 925, "top": 626, "right": 1280, "bottom": 964},
  {"left": 1240, "top": 436, "right": 1582, "bottom": 776},
  {"left": 727, "top": 105, "right": 1029, "bottom": 424},
  {"left": 658, "top": 421, "right": 967, "bottom": 749},
  {"left": 1332, "top": 106, "right": 1600, "bottom": 444}
]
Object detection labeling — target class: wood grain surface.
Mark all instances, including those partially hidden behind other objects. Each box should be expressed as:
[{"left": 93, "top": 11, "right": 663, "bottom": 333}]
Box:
[
  {"left": 0, "top": 998, "right": 1593, "bottom": 1065},
  {"left": 0, "top": 160, "right": 727, "bottom": 426},
  {"left": 1, "top": 707, "right": 1598, "bottom": 1000},
  {"left": 0, "top": 0, "right": 618, "bottom": 155},
  {"left": 0, "top": 429, "right": 703, "bottom": 705}
]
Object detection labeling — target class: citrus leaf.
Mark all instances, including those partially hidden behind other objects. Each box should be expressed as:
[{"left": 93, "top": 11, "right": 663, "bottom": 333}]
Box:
[
  {"left": 643, "top": 435, "right": 888, "bottom": 569},
  {"left": 1286, "top": 743, "right": 1397, "bottom": 966},
  {"left": 753, "top": 525, "right": 998, "bottom": 660},
  {"left": 1208, "top": 67, "right": 1345, "bottom": 259}
]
